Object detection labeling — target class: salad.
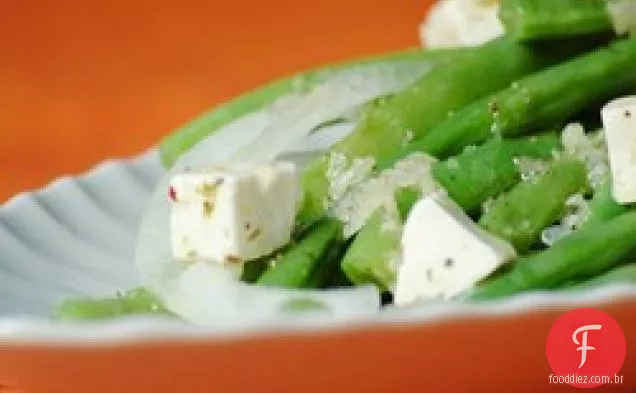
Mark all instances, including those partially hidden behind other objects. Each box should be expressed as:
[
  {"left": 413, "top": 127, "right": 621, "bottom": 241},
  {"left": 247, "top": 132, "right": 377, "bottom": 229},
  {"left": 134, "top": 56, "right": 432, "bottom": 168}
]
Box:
[{"left": 57, "top": 0, "right": 636, "bottom": 325}]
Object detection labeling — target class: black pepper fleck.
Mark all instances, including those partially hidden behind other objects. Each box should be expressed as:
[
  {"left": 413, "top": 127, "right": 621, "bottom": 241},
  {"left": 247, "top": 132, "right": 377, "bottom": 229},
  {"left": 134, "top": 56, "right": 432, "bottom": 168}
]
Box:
[
  {"left": 488, "top": 101, "right": 499, "bottom": 115},
  {"left": 444, "top": 258, "right": 454, "bottom": 268},
  {"left": 626, "top": 110, "right": 632, "bottom": 118}
]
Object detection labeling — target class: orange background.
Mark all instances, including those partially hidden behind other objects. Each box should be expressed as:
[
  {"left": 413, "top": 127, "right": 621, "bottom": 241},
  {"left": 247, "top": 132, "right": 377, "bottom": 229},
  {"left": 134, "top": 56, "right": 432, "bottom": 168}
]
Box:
[{"left": 1, "top": 0, "right": 426, "bottom": 203}]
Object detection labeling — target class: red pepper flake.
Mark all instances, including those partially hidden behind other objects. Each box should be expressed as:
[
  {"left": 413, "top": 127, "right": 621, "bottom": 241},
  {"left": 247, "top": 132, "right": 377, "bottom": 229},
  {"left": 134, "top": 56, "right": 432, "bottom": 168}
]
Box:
[{"left": 168, "top": 186, "right": 178, "bottom": 202}]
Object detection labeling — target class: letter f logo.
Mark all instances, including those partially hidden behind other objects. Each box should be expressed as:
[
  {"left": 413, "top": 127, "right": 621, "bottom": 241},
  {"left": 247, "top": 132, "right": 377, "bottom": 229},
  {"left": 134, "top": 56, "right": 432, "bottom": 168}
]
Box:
[{"left": 572, "top": 324, "right": 602, "bottom": 368}]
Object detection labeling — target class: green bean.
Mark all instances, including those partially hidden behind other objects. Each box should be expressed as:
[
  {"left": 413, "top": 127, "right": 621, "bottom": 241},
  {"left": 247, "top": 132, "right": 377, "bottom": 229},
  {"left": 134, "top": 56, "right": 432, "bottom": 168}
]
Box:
[
  {"left": 240, "top": 259, "right": 269, "bottom": 283},
  {"left": 414, "top": 37, "right": 636, "bottom": 158},
  {"left": 340, "top": 207, "right": 402, "bottom": 291},
  {"left": 562, "top": 263, "right": 636, "bottom": 291},
  {"left": 432, "top": 132, "right": 559, "bottom": 213},
  {"left": 158, "top": 48, "right": 466, "bottom": 168},
  {"left": 325, "top": 268, "right": 355, "bottom": 288},
  {"left": 340, "top": 135, "right": 560, "bottom": 290},
  {"left": 471, "top": 211, "right": 636, "bottom": 300},
  {"left": 304, "top": 240, "right": 348, "bottom": 289},
  {"left": 256, "top": 218, "right": 343, "bottom": 288},
  {"left": 56, "top": 288, "right": 169, "bottom": 321},
  {"left": 297, "top": 37, "right": 590, "bottom": 226},
  {"left": 479, "top": 158, "right": 587, "bottom": 252},
  {"left": 582, "top": 180, "right": 632, "bottom": 228},
  {"left": 396, "top": 186, "right": 423, "bottom": 221},
  {"left": 499, "top": 0, "right": 614, "bottom": 41},
  {"left": 340, "top": 186, "right": 423, "bottom": 290}
]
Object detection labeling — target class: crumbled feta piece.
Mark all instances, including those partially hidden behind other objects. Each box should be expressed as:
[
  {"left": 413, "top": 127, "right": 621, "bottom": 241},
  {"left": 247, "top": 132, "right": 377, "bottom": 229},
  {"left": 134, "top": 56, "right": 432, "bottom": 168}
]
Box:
[
  {"left": 331, "top": 153, "right": 440, "bottom": 237},
  {"left": 420, "top": 0, "right": 504, "bottom": 48},
  {"left": 513, "top": 157, "right": 550, "bottom": 182},
  {"left": 561, "top": 123, "right": 609, "bottom": 191},
  {"left": 607, "top": 0, "right": 636, "bottom": 35},
  {"left": 169, "top": 161, "right": 299, "bottom": 263},
  {"left": 601, "top": 96, "right": 636, "bottom": 204},
  {"left": 540, "top": 193, "right": 591, "bottom": 246},
  {"left": 394, "top": 192, "right": 516, "bottom": 305},
  {"left": 325, "top": 153, "right": 376, "bottom": 210}
]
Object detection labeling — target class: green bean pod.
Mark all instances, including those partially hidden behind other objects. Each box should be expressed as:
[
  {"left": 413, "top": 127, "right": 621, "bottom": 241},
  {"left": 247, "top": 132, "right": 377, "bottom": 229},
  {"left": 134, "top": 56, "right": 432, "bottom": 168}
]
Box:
[
  {"left": 159, "top": 48, "right": 466, "bottom": 168},
  {"left": 256, "top": 218, "right": 343, "bottom": 288},
  {"left": 432, "top": 132, "right": 559, "bottom": 213},
  {"left": 472, "top": 211, "right": 636, "bottom": 300},
  {"left": 500, "top": 0, "right": 614, "bottom": 41},
  {"left": 415, "top": 37, "right": 636, "bottom": 158},
  {"left": 479, "top": 158, "right": 587, "bottom": 252},
  {"left": 298, "top": 37, "right": 592, "bottom": 226}
]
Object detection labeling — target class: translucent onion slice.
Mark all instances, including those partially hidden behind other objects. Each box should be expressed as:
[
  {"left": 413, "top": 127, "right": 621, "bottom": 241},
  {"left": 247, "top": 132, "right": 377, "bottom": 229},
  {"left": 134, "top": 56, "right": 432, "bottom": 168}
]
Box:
[{"left": 228, "top": 60, "right": 435, "bottom": 164}]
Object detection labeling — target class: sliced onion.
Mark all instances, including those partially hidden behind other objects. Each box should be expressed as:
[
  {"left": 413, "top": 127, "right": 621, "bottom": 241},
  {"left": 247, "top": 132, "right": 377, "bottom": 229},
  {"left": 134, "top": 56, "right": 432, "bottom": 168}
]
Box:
[
  {"left": 135, "top": 60, "right": 439, "bottom": 326},
  {"left": 228, "top": 60, "right": 438, "bottom": 164},
  {"left": 167, "top": 262, "right": 379, "bottom": 326},
  {"left": 169, "top": 59, "right": 435, "bottom": 173}
]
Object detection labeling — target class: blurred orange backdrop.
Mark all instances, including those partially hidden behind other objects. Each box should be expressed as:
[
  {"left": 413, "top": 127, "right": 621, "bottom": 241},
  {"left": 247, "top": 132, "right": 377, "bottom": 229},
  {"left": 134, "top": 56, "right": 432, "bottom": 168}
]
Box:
[{"left": 0, "top": 0, "right": 428, "bottom": 202}]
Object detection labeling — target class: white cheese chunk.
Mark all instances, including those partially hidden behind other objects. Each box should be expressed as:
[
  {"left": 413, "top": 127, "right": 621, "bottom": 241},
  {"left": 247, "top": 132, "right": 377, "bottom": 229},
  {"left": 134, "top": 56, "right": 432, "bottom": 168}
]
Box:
[
  {"left": 601, "top": 96, "right": 636, "bottom": 204},
  {"left": 420, "top": 0, "right": 504, "bottom": 48},
  {"left": 169, "top": 161, "right": 299, "bottom": 263},
  {"left": 607, "top": 0, "right": 636, "bottom": 35},
  {"left": 394, "top": 192, "right": 516, "bottom": 305}
]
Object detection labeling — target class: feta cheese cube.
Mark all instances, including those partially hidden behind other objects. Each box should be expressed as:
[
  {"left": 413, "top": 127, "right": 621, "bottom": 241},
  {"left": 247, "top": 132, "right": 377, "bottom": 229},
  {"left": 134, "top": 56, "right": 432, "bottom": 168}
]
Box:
[
  {"left": 169, "top": 161, "right": 299, "bottom": 263},
  {"left": 420, "top": 0, "right": 504, "bottom": 49},
  {"left": 601, "top": 96, "right": 636, "bottom": 204},
  {"left": 394, "top": 193, "right": 516, "bottom": 306}
]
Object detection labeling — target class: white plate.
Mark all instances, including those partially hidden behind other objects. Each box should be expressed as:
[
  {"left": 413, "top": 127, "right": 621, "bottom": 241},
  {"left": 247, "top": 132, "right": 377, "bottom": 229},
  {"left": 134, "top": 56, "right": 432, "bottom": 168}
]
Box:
[
  {"left": 0, "top": 149, "right": 163, "bottom": 317},
  {"left": 1, "top": 136, "right": 635, "bottom": 344}
]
